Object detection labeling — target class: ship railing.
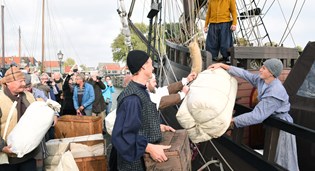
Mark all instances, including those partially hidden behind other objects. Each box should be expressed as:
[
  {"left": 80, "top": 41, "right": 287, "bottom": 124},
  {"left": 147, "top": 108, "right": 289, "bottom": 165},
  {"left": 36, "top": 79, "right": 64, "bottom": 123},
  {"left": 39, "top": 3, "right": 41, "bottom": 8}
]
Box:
[
  {"left": 232, "top": 103, "right": 315, "bottom": 165},
  {"left": 230, "top": 46, "right": 299, "bottom": 69}
]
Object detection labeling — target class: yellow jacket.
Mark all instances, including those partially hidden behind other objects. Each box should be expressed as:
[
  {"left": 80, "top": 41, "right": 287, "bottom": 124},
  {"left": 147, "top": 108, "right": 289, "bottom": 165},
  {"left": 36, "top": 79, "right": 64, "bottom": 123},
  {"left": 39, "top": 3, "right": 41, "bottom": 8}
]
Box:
[{"left": 204, "top": 0, "right": 237, "bottom": 27}]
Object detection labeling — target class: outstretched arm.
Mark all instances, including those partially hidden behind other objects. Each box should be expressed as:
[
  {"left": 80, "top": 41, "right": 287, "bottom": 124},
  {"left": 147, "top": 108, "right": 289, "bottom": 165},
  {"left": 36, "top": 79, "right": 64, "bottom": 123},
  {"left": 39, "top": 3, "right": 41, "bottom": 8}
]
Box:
[{"left": 207, "top": 63, "right": 231, "bottom": 70}]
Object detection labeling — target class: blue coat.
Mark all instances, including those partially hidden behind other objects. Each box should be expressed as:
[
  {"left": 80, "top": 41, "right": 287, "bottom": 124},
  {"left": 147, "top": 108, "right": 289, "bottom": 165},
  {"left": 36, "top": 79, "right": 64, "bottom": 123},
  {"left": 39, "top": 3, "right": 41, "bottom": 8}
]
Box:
[
  {"left": 102, "top": 82, "right": 115, "bottom": 102},
  {"left": 229, "top": 66, "right": 299, "bottom": 171},
  {"left": 73, "top": 82, "right": 95, "bottom": 110}
]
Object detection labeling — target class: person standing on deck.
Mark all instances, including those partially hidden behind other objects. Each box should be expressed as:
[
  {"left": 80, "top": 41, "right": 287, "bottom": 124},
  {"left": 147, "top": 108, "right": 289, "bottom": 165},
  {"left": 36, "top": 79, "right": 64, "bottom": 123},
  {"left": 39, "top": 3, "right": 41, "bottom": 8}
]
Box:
[
  {"left": 207, "top": 59, "right": 299, "bottom": 171},
  {"left": 204, "top": 0, "right": 237, "bottom": 62},
  {"left": 110, "top": 50, "right": 175, "bottom": 170}
]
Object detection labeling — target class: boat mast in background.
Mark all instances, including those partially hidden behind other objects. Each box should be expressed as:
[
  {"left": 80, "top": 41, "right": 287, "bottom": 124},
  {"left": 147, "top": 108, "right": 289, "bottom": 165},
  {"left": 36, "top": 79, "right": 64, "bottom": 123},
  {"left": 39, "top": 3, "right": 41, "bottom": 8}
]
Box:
[
  {"left": 41, "top": 0, "right": 45, "bottom": 72},
  {"left": 18, "top": 27, "right": 21, "bottom": 58},
  {"left": 1, "top": 3, "right": 4, "bottom": 68}
]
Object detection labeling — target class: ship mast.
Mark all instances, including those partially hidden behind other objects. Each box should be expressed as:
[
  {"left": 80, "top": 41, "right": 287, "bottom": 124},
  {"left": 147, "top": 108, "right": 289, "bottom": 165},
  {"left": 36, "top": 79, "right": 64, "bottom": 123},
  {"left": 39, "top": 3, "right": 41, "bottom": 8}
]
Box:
[
  {"left": 1, "top": 4, "right": 4, "bottom": 68},
  {"left": 18, "top": 26, "right": 21, "bottom": 58}
]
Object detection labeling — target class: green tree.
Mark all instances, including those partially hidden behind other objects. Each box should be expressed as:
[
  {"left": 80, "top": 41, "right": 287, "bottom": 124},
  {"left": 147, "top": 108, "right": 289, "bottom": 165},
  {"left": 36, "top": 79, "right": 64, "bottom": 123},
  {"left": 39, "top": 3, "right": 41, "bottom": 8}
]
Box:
[
  {"left": 111, "top": 23, "right": 148, "bottom": 62},
  {"left": 64, "top": 58, "right": 76, "bottom": 68}
]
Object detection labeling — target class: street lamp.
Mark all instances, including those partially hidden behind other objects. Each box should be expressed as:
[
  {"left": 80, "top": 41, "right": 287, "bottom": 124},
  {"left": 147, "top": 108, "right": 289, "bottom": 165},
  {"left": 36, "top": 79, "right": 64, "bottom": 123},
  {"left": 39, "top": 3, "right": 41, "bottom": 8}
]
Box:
[{"left": 57, "top": 50, "right": 63, "bottom": 73}]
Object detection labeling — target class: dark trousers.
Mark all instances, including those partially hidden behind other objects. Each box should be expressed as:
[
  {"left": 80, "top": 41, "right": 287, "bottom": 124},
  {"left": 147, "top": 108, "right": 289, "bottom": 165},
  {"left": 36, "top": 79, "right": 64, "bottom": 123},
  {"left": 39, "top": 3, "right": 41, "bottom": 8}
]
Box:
[
  {"left": 45, "top": 126, "right": 55, "bottom": 141},
  {"left": 0, "top": 158, "right": 36, "bottom": 171},
  {"left": 109, "top": 146, "right": 118, "bottom": 171},
  {"left": 206, "top": 22, "right": 233, "bottom": 59}
]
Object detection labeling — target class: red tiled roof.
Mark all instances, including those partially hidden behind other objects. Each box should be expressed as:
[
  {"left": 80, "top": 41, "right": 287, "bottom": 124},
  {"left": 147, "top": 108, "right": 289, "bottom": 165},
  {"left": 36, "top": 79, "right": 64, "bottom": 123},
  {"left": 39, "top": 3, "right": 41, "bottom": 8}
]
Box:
[
  {"left": 103, "top": 64, "right": 120, "bottom": 70},
  {"left": 121, "top": 65, "right": 128, "bottom": 70},
  {"left": 43, "top": 61, "right": 60, "bottom": 67},
  {"left": 0, "top": 56, "right": 36, "bottom": 66}
]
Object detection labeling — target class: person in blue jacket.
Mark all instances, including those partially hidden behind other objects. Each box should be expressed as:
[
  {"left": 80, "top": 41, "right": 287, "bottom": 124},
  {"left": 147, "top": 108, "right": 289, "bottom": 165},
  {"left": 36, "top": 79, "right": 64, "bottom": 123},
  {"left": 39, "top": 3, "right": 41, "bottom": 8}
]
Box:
[
  {"left": 208, "top": 59, "right": 299, "bottom": 171},
  {"left": 102, "top": 75, "right": 115, "bottom": 115},
  {"left": 73, "top": 73, "right": 95, "bottom": 116}
]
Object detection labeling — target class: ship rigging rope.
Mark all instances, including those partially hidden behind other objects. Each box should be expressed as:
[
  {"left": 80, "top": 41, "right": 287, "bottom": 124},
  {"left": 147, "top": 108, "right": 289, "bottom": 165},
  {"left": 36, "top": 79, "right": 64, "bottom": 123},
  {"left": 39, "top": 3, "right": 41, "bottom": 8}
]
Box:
[
  {"left": 7, "top": 0, "right": 84, "bottom": 68},
  {"left": 277, "top": 0, "right": 298, "bottom": 46},
  {"left": 278, "top": 0, "right": 306, "bottom": 46},
  {"left": 158, "top": 3, "right": 234, "bottom": 169},
  {"left": 4, "top": 1, "right": 39, "bottom": 58}
]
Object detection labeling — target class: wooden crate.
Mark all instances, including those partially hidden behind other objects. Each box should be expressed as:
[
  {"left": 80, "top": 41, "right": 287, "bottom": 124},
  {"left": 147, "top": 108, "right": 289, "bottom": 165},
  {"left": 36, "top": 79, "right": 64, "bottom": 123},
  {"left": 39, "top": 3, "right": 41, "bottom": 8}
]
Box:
[
  {"left": 75, "top": 155, "right": 107, "bottom": 171},
  {"left": 71, "top": 139, "right": 107, "bottom": 171},
  {"left": 144, "top": 129, "right": 191, "bottom": 171},
  {"left": 55, "top": 115, "right": 102, "bottom": 138}
]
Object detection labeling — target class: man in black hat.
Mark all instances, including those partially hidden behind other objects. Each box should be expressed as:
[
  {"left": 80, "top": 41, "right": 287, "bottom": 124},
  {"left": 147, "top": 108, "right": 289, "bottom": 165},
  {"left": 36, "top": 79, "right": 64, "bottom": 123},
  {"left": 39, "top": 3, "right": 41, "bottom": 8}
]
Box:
[{"left": 110, "top": 50, "right": 174, "bottom": 170}]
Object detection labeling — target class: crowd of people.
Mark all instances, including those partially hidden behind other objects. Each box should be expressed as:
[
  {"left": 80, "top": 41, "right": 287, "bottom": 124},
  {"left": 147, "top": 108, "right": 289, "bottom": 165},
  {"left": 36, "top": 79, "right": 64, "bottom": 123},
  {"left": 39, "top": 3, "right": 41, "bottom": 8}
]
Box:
[
  {"left": 1, "top": 66, "right": 116, "bottom": 135},
  {"left": 0, "top": 65, "right": 117, "bottom": 170}
]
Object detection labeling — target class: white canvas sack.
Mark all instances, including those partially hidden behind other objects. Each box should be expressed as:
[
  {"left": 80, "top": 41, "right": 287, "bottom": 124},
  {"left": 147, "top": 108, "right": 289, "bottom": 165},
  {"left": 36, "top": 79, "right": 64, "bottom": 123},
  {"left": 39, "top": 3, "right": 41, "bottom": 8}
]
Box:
[
  {"left": 7, "top": 99, "right": 60, "bottom": 158},
  {"left": 55, "top": 151, "right": 79, "bottom": 171},
  {"left": 105, "top": 109, "right": 116, "bottom": 135},
  {"left": 176, "top": 69, "right": 237, "bottom": 143}
]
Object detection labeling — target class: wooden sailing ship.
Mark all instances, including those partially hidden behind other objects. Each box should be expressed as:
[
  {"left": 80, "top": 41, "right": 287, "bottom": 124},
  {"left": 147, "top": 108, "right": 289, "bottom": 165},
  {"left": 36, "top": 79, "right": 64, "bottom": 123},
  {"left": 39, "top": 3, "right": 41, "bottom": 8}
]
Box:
[{"left": 116, "top": 0, "right": 315, "bottom": 170}]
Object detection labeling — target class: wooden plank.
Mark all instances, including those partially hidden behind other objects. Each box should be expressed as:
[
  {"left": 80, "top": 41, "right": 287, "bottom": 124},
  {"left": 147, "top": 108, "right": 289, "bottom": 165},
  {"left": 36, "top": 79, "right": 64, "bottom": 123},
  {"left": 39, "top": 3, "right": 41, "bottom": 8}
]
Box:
[{"left": 231, "top": 46, "right": 299, "bottom": 59}]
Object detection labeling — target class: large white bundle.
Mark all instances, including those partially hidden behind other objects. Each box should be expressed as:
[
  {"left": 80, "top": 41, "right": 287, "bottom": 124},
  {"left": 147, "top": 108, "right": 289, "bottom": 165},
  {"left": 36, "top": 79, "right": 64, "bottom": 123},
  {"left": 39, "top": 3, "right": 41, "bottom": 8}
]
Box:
[
  {"left": 7, "top": 99, "right": 60, "bottom": 158},
  {"left": 176, "top": 69, "right": 237, "bottom": 143},
  {"left": 55, "top": 151, "right": 79, "bottom": 171},
  {"left": 105, "top": 109, "right": 116, "bottom": 135}
]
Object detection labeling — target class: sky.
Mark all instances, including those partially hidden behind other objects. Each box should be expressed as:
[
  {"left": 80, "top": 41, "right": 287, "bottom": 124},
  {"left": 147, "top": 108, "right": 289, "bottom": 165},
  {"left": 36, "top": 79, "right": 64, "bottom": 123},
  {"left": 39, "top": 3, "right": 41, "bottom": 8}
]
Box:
[{"left": 2, "top": 0, "right": 315, "bottom": 68}]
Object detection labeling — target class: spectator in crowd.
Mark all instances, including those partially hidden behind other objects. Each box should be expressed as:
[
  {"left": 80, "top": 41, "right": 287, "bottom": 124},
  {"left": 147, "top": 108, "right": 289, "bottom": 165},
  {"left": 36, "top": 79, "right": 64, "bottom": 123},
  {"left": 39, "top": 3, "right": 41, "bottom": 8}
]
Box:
[
  {"left": 88, "top": 73, "right": 106, "bottom": 128},
  {"left": 35, "top": 73, "right": 59, "bottom": 140},
  {"left": 0, "top": 66, "right": 39, "bottom": 170},
  {"left": 60, "top": 71, "right": 76, "bottom": 115},
  {"left": 73, "top": 73, "right": 95, "bottom": 116},
  {"left": 36, "top": 73, "right": 58, "bottom": 101},
  {"left": 102, "top": 76, "right": 115, "bottom": 115},
  {"left": 24, "top": 74, "right": 47, "bottom": 102},
  {"left": 52, "top": 72, "right": 63, "bottom": 104}
]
